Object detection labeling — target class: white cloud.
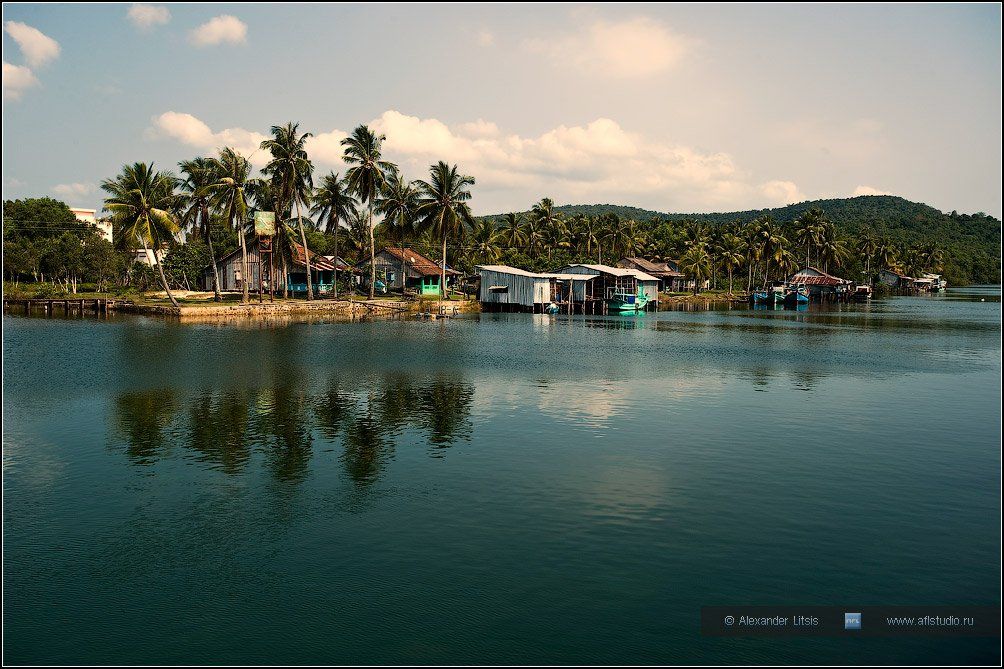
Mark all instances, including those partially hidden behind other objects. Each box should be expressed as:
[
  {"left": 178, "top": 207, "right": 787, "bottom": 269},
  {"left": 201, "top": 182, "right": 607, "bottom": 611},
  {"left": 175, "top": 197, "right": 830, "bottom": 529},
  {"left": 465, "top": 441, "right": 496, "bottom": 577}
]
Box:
[
  {"left": 127, "top": 4, "right": 170, "bottom": 31},
  {"left": 146, "top": 111, "right": 269, "bottom": 164},
  {"left": 476, "top": 31, "right": 495, "bottom": 47},
  {"left": 3, "top": 61, "right": 39, "bottom": 101},
  {"left": 4, "top": 21, "right": 60, "bottom": 68},
  {"left": 189, "top": 15, "right": 247, "bottom": 47},
  {"left": 148, "top": 109, "right": 811, "bottom": 212},
  {"left": 52, "top": 182, "right": 94, "bottom": 197},
  {"left": 759, "top": 180, "right": 806, "bottom": 206},
  {"left": 853, "top": 185, "right": 892, "bottom": 196},
  {"left": 524, "top": 17, "right": 694, "bottom": 78}
]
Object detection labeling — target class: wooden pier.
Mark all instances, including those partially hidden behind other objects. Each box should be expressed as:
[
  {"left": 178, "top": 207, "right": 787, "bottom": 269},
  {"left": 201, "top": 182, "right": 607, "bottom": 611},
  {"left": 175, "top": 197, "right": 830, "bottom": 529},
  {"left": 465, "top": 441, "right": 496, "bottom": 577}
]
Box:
[{"left": 2, "top": 298, "right": 127, "bottom": 317}]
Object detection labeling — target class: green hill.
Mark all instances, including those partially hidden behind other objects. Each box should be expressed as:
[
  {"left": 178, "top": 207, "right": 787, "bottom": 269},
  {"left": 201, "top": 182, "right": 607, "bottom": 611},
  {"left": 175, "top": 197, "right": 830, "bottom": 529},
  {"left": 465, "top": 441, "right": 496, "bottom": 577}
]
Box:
[{"left": 487, "top": 196, "right": 1001, "bottom": 285}]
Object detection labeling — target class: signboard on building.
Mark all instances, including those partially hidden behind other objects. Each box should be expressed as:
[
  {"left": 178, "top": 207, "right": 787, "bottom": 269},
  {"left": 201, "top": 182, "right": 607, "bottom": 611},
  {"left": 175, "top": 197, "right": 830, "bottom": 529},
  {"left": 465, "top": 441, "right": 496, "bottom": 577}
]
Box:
[{"left": 254, "top": 211, "right": 276, "bottom": 236}]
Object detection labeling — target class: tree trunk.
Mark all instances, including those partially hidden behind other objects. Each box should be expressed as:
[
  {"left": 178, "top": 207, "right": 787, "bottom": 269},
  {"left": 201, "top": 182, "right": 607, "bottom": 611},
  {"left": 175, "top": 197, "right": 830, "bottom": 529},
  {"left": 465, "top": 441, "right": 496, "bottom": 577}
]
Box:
[
  {"left": 238, "top": 213, "right": 249, "bottom": 303},
  {"left": 204, "top": 205, "right": 222, "bottom": 301},
  {"left": 332, "top": 216, "right": 339, "bottom": 298},
  {"left": 368, "top": 200, "right": 376, "bottom": 300},
  {"left": 144, "top": 236, "right": 179, "bottom": 308},
  {"left": 441, "top": 232, "right": 448, "bottom": 300},
  {"left": 282, "top": 256, "right": 289, "bottom": 298},
  {"left": 296, "top": 198, "right": 313, "bottom": 300}
]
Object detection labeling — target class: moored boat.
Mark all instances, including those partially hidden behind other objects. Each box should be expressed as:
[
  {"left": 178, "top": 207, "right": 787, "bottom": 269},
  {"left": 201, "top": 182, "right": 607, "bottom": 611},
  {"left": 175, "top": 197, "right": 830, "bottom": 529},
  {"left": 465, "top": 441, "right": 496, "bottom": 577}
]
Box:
[{"left": 606, "top": 288, "right": 649, "bottom": 312}]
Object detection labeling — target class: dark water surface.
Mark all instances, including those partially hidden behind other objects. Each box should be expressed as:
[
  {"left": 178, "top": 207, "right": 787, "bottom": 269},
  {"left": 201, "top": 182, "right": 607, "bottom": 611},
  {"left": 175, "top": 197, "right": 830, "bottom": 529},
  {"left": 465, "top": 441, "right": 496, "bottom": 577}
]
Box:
[{"left": 3, "top": 289, "right": 1001, "bottom": 664}]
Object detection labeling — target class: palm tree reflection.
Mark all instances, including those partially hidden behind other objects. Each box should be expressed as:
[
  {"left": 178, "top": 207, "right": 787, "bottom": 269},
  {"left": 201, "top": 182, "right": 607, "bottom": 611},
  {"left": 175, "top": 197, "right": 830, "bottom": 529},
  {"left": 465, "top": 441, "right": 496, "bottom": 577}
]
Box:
[{"left": 112, "top": 372, "right": 475, "bottom": 489}]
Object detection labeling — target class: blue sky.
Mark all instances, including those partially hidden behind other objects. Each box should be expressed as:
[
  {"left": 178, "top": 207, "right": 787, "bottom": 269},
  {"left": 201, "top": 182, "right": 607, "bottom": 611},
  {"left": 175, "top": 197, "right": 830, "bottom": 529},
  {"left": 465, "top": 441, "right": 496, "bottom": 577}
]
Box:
[{"left": 3, "top": 3, "right": 1001, "bottom": 216}]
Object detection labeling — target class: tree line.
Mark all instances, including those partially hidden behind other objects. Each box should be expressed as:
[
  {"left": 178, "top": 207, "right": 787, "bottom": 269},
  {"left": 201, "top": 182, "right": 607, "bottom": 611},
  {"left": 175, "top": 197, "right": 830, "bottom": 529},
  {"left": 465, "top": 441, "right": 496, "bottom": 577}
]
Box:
[{"left": 6, "top": 120, "right": 982, "bottom": 302}]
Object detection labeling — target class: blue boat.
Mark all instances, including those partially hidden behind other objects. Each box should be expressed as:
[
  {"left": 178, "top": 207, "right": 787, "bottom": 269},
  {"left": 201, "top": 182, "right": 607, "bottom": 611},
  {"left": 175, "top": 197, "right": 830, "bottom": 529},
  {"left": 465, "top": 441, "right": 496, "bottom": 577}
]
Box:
[{"left": 784, "top": 286, "right": 809, "bottom": 307}]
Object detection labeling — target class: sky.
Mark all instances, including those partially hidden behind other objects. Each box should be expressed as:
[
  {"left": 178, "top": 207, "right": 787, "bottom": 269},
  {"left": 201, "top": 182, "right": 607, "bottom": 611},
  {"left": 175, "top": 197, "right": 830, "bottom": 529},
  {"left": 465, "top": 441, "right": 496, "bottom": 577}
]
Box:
[{"left": 2, "top": 3, "right": 1001, "bottom": 217}]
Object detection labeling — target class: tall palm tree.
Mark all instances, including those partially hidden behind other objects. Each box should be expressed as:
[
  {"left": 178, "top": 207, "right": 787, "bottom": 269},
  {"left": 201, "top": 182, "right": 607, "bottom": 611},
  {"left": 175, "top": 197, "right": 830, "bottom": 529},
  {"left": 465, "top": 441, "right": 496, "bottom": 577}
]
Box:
[
  {"left": 795, "top": 208, "right": 824, "bottom": 269},
  {"left": 857, "top": 232, "right": 878, "bottom": 282},
  {"left": 469, "top": 218, "right": 501, "bottom": 265},
  {"left": 415, "top": 161, "right": 476, "bottom": 300},
  {"left": 342, "top": 125, "right": 395, "bottom": 299},
  {"left": 375, "top": 170, "right": 420, "bottom": 293},
  {"left": 679, "top": 244, "right": 712, "bottom": 295},
  {"left": 578, "top": 215, "right": 601, "bottom": 261},
  {"left": 101, "top": 162, "right": 181, "bottom": 307},
  {"left": 261, "top": 122, "right": 315, "bottom": 299},
  {"left": 206, "top": 148, "right": 253, "bottom": 302},
  {"left": 531, "top": 198, "right": 564, "bottom": 260},
  {"left": 499, "top": 212, "right": 526, "bottom": 250},
  {"left": 178, "top": 157, "right": 222, "bottom": 301},
  {"left": 717, "top": 233, "right": 745, "bottom": 296},
  {"left": 311, "top": 171, "right": 357, "bottom": 298}
]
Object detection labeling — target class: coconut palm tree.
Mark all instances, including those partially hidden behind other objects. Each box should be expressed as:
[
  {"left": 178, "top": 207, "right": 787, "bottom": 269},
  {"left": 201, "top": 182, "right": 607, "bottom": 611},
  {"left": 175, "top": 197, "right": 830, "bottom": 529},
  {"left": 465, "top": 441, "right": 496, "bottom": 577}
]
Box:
[
  {"left": 578, "top": 215, "right": 602, "bottom": 261},
  {"left": 857, "top": 232, "right": 878, "bottom": 282},
  {"left": 178, "top": 157, "right": 223, "bottom": 301},
  {"left": 469, "top": 218, "right": 501, "bottom": 265},
  {"left": 206, "top": 148, "right": 253, "bottom": 302},
  {"left": 795, "top": 208, "right": 824, "bottom": 268},
  {"left": 415, "top": 161, "right": 476, "bottom": 300},
  {"left": 531, "top": 198, "right": 564, "bottom": 260},
  {"left": 342, "top": 125, "right": 395, "bottom": 299},
  {"left": 261, "top": 122, "right": 315, "bottom": 299},
  {"left": 375, "top": 170, "right": 420, "bottom": 294},
  {"left": 679, "top": 244, "right": 712, "bottom": 295},
  {"left": 499, "top": 212, "right": 526, "bottom": 250},
  {"left": 310, "top": 171, "right": 357, "bottom": 298},
  {"left": 717, "top": 233, "right": 745, "bottom": 296},
  {"left": 101, "top": 162, "right": 181, "bottom": 307}
]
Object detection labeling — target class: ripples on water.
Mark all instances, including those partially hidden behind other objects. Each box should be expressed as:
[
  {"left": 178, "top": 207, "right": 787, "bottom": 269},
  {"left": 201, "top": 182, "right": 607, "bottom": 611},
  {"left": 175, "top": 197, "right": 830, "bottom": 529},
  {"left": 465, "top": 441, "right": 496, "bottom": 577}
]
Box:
[{"left": 2, "top": 289, "right": 1001, "bottom": 665}]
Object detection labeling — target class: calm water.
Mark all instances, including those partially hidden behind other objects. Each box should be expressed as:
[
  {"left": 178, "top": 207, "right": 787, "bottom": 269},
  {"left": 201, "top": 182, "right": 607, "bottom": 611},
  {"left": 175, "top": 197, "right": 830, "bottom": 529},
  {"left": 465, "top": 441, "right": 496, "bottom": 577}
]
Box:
[{"left": 3, "top": 289, "right": 1001, "bottom": 665}]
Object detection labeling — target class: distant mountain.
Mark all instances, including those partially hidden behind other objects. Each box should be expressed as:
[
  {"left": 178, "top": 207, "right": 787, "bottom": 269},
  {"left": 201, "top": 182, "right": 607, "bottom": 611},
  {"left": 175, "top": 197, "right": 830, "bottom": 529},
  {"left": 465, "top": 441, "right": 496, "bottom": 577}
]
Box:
[{"left": 485, "top": 196, "right": 1001, "bottom": 284}]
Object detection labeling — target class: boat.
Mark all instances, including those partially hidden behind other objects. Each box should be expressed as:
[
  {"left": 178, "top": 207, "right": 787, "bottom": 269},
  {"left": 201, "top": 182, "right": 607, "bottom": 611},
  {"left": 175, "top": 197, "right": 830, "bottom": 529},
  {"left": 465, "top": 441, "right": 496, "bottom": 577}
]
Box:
[
  {"left": 852, "top": 284, "right": 872, "bottom": 301},
  {"left": 606, "top": 288, "right": 649, "bottom": 312},
  {"left": 754, "top": 282, "right": 786, "bottom": 306},
  {"left": 544, "top": 302, "right": 560, "bottom": 314},
  {"left": 784, "top": 284, "right": 809, "bottom": 307}
]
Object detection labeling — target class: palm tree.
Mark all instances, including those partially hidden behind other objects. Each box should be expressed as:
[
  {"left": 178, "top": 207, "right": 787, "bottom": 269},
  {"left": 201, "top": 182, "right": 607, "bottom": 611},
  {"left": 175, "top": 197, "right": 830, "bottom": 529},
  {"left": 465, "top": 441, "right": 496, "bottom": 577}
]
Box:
[
  {"left": 415, "top": 161, "right": 476, "bottom": 300},
  {"left": 375, "top": 170, "right": 420, "bottom": 293},
  {"left": 499, "top": 212, "right": 526, "bottom": 250},
  {"left": 717, "top": 233, "right": 745, "bottom": 296},
  {"left": 679, "top": 244, "right": 712, "bottom": 295},
  {"left": 795, "top": 208, "right": 824, "bottom": 268},
  {"left": 578, "top": 215, "right": 601, "bottom": 261},
  {"left": 311, "top": 171, "right": 357, "bottom": 297},
  {"left": 178, "top": 157, "right": 223, "bottom": 301},
  {"left": 469, "top": 218, "right": 501, "bottom": 265},
  {"left": 261, "top": 122, "right": 315, "bottom": 299},
  {"left": 857, "top": 232, "right": 878, "bottom": 283},
  {"left": 342, "top": 125, "right": 395, "bottom": 299},
  {"left": 101, "top": 162, "right": 181, "bottom": 307},
  {"left": 531, "top": 198, "right": 564, "bottom": 260},
  {"left": 206, "top": 148, "right": 253, "bottom": 302}
]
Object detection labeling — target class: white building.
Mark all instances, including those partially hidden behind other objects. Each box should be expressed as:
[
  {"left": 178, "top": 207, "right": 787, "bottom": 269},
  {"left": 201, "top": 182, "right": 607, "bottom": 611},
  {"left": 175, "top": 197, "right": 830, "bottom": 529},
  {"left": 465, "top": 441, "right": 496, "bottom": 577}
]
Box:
[{"left": 70, "top": 207, "right": 112, "bottom": 243}]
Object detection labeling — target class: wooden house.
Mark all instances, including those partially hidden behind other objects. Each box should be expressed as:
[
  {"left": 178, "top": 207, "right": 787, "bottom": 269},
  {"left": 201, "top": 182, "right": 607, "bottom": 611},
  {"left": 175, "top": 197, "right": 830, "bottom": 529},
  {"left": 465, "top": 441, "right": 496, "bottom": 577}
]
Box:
[
  {"left": 559, "top": 263, "right": 661, "bottom": 311},
  {"left": 617, "top": 257, "right": 684, "bottom": 292},
  {"left": 203, "top": 239, "right": 336, "bottom": 295},
  {"left": 476, "top": 265, "right": 595, "bottom": 313},
  {"left": 878, "top": 269, "right": 914, "bottom": 289},
  {"left": 788, "top": 267, "right": 853, "bottom": 300},
  {"left": 358, "top": 247, "right": 459, "bottom": 296}
]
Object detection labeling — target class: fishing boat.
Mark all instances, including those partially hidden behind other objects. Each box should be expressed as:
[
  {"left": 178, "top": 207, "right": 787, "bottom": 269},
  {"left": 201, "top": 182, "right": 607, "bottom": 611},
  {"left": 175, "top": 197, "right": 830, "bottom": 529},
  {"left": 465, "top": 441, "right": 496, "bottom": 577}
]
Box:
[
  {"left": 753, "top": 282, "right": 786, "bottom": 306},
  {"left": 852, "top": 284, "right": 872, "bottom": 301},
  {"left": 784, "top": 284, "right": 809, "bottom": 307},
  {"left": 606, "top": 287, "right": 649, "bottom": 312}
]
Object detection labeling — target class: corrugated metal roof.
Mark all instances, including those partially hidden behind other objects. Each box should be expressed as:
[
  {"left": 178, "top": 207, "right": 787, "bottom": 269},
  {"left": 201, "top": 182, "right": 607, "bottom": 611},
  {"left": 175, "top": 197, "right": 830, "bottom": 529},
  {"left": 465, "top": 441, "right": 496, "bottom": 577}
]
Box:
[
  {"left": 564, "top": 263, "right": 660, "bottom": 282},
  {"left": 790, "top": 266, "right": 850, "bottom": 286},
  {"left": 375, "top": 247, "right": 459, "bottom": 276}
]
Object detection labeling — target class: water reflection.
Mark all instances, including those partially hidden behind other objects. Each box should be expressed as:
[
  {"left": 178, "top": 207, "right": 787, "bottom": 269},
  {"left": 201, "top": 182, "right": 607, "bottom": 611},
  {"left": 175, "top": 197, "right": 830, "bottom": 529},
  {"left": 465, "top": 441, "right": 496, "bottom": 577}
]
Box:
[{"left": 112, "top": 372, "right": 475, "bottom": 488}]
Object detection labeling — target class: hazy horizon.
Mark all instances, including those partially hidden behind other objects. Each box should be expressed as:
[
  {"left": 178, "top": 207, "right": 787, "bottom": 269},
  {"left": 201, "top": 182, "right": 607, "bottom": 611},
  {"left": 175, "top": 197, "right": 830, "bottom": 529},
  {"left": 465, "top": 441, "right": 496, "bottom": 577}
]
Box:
[{"left": 3, "top": 3, "right": 1001, "bottom": 217}]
